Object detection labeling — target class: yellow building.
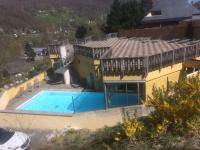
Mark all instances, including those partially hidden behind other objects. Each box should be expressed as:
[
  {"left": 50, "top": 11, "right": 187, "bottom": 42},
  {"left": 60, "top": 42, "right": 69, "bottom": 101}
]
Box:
[
  {"left": 48, "top": 44, "right": 61, "bottom": 65},
  {"left": 48, "top": 43, "right": 74, "bottom": 65},
  {"left": 73, "top": 37, "right": 200, "bottom": 108},
  {"left": 73, "top": 38, "right": 120, "bottom": 90}
]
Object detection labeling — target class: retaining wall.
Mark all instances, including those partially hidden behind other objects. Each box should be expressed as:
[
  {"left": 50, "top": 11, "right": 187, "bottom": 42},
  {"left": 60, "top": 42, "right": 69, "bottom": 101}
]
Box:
[
  {"left": 0, "top": 105, "right": 153, "bottom": 131},
  {"left": 0, "top": 72, "right": 46, "bottom": 110}
]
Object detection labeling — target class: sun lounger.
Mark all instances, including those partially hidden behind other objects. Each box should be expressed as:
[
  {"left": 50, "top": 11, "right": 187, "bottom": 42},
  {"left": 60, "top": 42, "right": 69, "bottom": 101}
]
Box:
[
  {"left": 27, "top": 83, "right": 33, "bottom": 92},
  {"left": 16, "top": 87, "right": 25, "bottom": 98},
  {"left": 34, "top": 79, "right": 40, "bottom": 88},
  {"left": 47, "top": 80, "right": 64, "bottom": 85}
]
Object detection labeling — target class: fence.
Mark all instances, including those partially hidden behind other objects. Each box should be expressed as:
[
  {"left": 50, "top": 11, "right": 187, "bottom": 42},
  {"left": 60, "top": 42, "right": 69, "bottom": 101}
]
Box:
[{"left": 119, "top": 24, "right": 187, "bottom": 40}]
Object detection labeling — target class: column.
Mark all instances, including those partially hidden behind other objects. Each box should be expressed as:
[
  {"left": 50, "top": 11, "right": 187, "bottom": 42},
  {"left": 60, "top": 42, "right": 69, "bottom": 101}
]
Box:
[
  {"left": 137, "top": 83, "right": 140, "bottom": 105},
  {"left": 104, "top": 83, "right": 108, "bottom": 109}
]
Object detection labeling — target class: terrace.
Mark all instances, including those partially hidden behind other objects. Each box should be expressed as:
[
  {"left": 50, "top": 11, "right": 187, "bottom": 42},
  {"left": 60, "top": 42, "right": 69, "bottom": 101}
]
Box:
[
  {"left": 100, "top": 38, "right": 200, "bottom": 75},
  {"left": 75, "top": 38, "right": 200, "bottom": 75},
  {"left": 73, "top": 37, "right": 119, "bottom": 59},
  {"left": 0, "top": 80, "right": 152, "bottom": 131}
]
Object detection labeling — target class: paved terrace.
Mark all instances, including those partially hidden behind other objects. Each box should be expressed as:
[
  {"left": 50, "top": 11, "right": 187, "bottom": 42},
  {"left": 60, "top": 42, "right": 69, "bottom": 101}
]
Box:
[{"left": 0, "top": 81, "right": 153, "bottom": 131}]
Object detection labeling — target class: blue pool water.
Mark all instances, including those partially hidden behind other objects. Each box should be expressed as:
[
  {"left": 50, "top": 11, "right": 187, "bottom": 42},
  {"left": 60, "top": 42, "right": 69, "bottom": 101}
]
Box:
[{"left": 17, "top": 91, "right": 138, "bottom": 113}]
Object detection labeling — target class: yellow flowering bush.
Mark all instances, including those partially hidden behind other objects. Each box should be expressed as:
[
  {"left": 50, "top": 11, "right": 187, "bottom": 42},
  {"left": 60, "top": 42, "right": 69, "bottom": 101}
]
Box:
[
  {"left": 110, "top": 74, "right": 200, "bottom": 145},
  {"left": 145, "top": 74, "right": 200, "bottom": 136},
  {"left": 123, "top": 118, "right": 144, "bottom": 142},
  {"left": 114, "top": 132, "right": 121, "bottom": 142}
]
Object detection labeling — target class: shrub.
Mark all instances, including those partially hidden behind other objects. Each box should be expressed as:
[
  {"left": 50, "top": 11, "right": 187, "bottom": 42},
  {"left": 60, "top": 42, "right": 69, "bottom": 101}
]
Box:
[
  {"left": 28, "top": 57, "right": 51, "bottom": 79},
  {"left": 24, "top": 42, "right": 36, "bottom": 62},
  {"left": 145, "top": 74, "right": 200, "bottom": 136},
  {"left": 123, "top": 116, "right": 144, "bottom": 142},
  {"left": 40, "top": 129, "right": 91, "bottom": 150}
]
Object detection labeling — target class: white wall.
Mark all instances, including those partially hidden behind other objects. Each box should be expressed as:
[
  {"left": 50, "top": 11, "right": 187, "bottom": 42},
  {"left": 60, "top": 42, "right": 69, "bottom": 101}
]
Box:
[
  {"left": 60, "top": 44, "right": 74, "bottom": 59},
  {"left": 64, "top": 69, "right": 70, "bottom": 85}
]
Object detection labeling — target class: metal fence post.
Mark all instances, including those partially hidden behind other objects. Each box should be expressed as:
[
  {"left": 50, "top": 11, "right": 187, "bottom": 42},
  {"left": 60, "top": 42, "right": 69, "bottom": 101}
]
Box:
[{"left": 72, "top": 96, "right": 75, "bottom": 113}]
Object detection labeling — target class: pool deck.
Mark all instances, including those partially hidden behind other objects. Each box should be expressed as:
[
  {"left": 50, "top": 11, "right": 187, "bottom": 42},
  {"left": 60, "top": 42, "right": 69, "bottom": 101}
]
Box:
[
  {"left": 0, "top": 82, "right": 153, "bottom": 131},
  {"left": 6, "top": 82, "right": 89, "bottom": 110}
]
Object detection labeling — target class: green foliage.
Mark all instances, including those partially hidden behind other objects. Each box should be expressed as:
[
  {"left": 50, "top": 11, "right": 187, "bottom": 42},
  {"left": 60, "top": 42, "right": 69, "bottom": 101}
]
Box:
[
  {"left": 28, "top": 57, "right": 51, "bottom": 78},
  {"left": 24, "top": 42, "right": 36, "bottom": 62},
  {"left": 0, "top": 36, "right": 22, "bottom": 70},
  {"left": 145, "top": 74, "right": 200, "bottom": 136},
  {"left": 120, "top": 1, "right": 144, "bottom": 29},
  {"left": 0, "top": 69, "right": 11, "bottom": 88},
  {"left": 88, "top": 21, "right": 104, "bottom": 40},
  {"left": 106, "top": 0, "right": 145, "bottom": 32},
  {"left": 106, "top": 0, "right": 122, "bottom": 32},
  {"left": 75, "top": 25, "right": 88, "bottom": 39},
  {"left": 41, "top": 129, "right": 91, "bottom": 150},
  {"left": 36, "top": 8, "right": 89, "bottom": 41},
  {"left": 40, "top": 125, "right": 128, "bottom": 150},
  {"left": 0, "top": 77, "right": 11, "bottom": 88}
]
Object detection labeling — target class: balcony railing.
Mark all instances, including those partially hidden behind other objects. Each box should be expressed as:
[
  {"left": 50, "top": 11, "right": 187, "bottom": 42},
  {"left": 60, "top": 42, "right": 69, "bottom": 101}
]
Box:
[{"left": 101, "top": 43, "right": 200, "bottom": 76}]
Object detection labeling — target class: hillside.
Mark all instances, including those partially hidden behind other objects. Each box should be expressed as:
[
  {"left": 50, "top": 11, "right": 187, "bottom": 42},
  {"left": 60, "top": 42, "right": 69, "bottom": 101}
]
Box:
[
  {"left": 0, "top": 0, "right": 114, "bottom": 33},
  {"left": 0, "top": 0, "right": 152, "bottom": 33},
  {"left": 0, "top": 0, "right": 152, "bottom": 74}
]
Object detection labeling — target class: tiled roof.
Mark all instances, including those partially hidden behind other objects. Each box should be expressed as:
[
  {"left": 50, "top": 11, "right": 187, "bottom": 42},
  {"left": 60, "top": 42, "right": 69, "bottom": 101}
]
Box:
[
  {"left": 143, "top": 0, "right": 200, "bottom": 22},
  {"left": 76, "top": 38, "right": 119, "bottom": 48},
  {"left": 104, "top": 38, "right": 199, "bottom": 58},
  {"left": 76, "top": 37, "right": 200, "bottom": 59}
]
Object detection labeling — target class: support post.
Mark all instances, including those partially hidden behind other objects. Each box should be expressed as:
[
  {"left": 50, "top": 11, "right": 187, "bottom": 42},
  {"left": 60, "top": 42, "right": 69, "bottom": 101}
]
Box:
[
  {"left": 126, "top": 83, "right": 128, "bottom": 106},
  {"left": 195, "top": 45, "right": 198, "bottom": 57},
  {"left": 92, "top": 48, "right": 95, "bottom": 59},
  {"left": 173, "top": 50, "right": 175, "bottom": 65},
  {"left": 137, "top": 83, "right": 140, "bottom": 105},
  {"left": 104, "top": 83, "right": 108, "bottom": 109},
  {"left": 145, "top": 56, "right": 149, "bottom": 75},
  {"left": 184, "top": 48, "right": 186, "bottom": 62},
  {"left": 72, "top": 96, "right": 75, "bottom": 114},
  {"left": 160, "top": 53, "right": 163, "bottom": 69}
]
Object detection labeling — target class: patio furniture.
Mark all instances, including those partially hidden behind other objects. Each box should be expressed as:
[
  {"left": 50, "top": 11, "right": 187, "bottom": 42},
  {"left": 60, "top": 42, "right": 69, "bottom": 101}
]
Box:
[
  {"left": 16, "top": 87, "right": 25, "bottom": 98},
  {"left": 3, "top": 85, "right": 9, "bottom": 89},
  {"left": 47, "top": 80, "right": 64, "bottom": 85},
  {"left": 34, "top": 79, "right": 40, "bottom": 88},
  {"left": 27, "top": 83, "right": 33, "bottom": 92}
]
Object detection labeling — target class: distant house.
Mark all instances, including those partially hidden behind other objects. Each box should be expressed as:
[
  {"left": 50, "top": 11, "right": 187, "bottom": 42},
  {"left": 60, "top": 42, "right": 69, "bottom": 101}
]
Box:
[
  {"left": 47, "top": 42, "right": 74, "bottom": 85},
  {"left": 33, "top": 48, "right": 48, "bottom": 56},
  {"left": 143, "top": 0, "right": 200, "bottom": 27},
  {"left": 32, "top": 47, "right": 48, "bottom": 61},
  {"left": 48, "top": 43, "right": 74, "bottom": 65}
]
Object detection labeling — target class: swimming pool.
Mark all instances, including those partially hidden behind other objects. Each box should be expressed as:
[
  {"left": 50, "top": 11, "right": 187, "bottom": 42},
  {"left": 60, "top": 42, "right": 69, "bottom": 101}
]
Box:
[{"left": 17, "top": 91, "right": 138, "bottom": 113}]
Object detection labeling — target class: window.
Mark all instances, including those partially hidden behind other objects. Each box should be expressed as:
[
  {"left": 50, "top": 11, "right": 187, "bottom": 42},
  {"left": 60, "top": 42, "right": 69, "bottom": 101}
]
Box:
[
  {"left": 105, "top": 82, "right": 146, "bottom": 108},
  {"left": 0, "top": 128, "right": 14, "bottom": 144},
  {"left": 151, "top": 10, "right": 161, "bottom": 16}
]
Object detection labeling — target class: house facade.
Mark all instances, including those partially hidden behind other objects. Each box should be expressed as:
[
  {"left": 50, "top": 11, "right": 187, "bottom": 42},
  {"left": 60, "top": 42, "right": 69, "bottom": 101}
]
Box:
[
  {"left": 73, "top": 37, "right": 200, "bottom": 108},
  {"left": 48, "top": 43, "right": 74, "bottom": 65},
  {"left": 143, "top": 0, "right": 200, "bottom": 27},
  {"left": 73, "top": 35, "right": 120, "bottom": 90},
  {"left": 47, "top": 43, "right": 74, "bottom": 85}
]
